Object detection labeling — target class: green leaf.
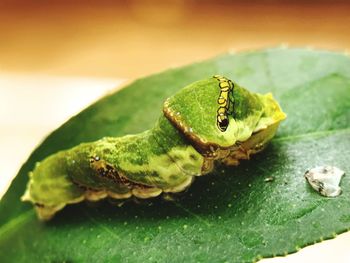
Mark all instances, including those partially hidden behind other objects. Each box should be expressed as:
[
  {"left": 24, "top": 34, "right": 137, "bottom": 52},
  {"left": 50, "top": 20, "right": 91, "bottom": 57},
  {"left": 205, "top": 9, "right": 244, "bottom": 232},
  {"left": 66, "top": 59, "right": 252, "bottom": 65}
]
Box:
[{"left": 0, "top": 48, "right": 349, "bottom": 263}]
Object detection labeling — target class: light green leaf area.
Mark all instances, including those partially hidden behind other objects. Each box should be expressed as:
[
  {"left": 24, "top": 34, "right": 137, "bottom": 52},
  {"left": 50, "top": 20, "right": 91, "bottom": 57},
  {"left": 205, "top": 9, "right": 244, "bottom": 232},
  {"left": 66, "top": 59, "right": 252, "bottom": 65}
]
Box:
[{"left": 0, "top": 48, "right": 350, "bottom": 263}]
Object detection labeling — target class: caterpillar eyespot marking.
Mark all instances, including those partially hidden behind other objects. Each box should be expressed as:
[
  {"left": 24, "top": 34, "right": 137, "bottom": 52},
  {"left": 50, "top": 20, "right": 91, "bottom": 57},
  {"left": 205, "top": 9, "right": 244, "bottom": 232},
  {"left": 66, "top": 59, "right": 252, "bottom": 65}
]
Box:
[
  {"left": 22, "top": 76, "right": 286, "bottom": 220},
  {"left": 213, "top": 75, "right": 234, "bottom": 132}
]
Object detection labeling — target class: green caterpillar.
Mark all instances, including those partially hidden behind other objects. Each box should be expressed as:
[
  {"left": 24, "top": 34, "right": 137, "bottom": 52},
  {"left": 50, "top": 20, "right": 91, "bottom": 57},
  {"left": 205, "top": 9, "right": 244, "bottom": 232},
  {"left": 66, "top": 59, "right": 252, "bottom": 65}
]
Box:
[{"left": 22, "top": 76, "right": 286, "bottom": 220}]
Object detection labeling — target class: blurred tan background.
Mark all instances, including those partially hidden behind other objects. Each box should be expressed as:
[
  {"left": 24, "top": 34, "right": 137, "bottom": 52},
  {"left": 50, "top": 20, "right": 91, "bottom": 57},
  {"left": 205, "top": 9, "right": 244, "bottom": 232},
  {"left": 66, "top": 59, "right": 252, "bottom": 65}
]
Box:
[
  {"left": 1, "top": 0, "right": 350, "bottom": 78},
  {"left": 1, "top": 1, "right": 350, "bottom": 262}
]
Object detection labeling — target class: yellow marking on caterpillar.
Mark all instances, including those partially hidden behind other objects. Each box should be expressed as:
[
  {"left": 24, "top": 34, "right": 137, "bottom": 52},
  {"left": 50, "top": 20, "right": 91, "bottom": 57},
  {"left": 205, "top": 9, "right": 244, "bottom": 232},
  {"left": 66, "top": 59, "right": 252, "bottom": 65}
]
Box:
[{"left": 213, "top": 75, "right": 234, "bottom": 132}]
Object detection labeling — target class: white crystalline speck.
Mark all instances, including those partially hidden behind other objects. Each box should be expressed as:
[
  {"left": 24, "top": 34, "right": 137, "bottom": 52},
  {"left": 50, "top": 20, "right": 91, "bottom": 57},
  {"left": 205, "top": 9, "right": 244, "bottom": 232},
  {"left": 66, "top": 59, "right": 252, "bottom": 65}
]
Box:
[{"left": 304, "top": 166, "right": 345, "bottom": 197}]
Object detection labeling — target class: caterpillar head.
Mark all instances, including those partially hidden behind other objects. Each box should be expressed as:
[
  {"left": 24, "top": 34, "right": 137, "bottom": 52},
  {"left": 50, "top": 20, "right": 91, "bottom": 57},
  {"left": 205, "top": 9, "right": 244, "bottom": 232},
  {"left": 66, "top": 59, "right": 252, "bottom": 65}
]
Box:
[{"left": 163, "top": 75, "right": 286, "bottom": 155}]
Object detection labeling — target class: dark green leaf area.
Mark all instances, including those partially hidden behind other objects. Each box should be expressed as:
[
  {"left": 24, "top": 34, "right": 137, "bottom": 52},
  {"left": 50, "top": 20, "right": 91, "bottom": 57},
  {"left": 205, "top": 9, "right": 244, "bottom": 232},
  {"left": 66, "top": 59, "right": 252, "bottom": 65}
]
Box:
[{"left": 0, "top": 48, "right": 349, "bottom": 263}]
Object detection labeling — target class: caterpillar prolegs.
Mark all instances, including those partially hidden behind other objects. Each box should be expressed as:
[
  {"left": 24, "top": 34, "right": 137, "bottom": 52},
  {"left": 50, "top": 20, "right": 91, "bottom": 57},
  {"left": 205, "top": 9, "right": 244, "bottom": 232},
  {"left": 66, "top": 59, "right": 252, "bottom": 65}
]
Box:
[{"left": 22, "top": 76, "right": 286, "bottom": 220}]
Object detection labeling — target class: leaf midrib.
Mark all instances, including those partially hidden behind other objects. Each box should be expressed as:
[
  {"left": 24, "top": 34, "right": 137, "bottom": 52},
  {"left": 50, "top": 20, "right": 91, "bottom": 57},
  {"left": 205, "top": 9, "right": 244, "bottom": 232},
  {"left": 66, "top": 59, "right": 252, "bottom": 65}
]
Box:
[
  {"left": 274, "top": 127, "right": 350, "bottom": 143},
  {"left": 0, "top": 210, "right": 34, "bottom": 238}
]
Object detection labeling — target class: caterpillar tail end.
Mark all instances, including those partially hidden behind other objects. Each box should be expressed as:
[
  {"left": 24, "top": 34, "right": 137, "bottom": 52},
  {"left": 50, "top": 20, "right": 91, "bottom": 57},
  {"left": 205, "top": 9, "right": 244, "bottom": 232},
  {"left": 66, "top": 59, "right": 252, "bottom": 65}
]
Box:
[
  {"left": 20, "top": 157, "right": 86, "bottom": 221},
  {"left": 21, "top": 185, "right": 85, "bottom": 221},
  {"left": 21, "top": 189, "right": 64, "bottom": 221}
]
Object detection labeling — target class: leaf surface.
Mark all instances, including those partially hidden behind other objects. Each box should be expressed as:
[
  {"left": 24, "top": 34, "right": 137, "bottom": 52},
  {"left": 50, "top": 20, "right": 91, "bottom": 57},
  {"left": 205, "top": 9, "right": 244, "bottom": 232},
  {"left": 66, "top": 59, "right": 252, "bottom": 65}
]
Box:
[{"left": 0, "top": 48, "right": 350, "bottom": 263}]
